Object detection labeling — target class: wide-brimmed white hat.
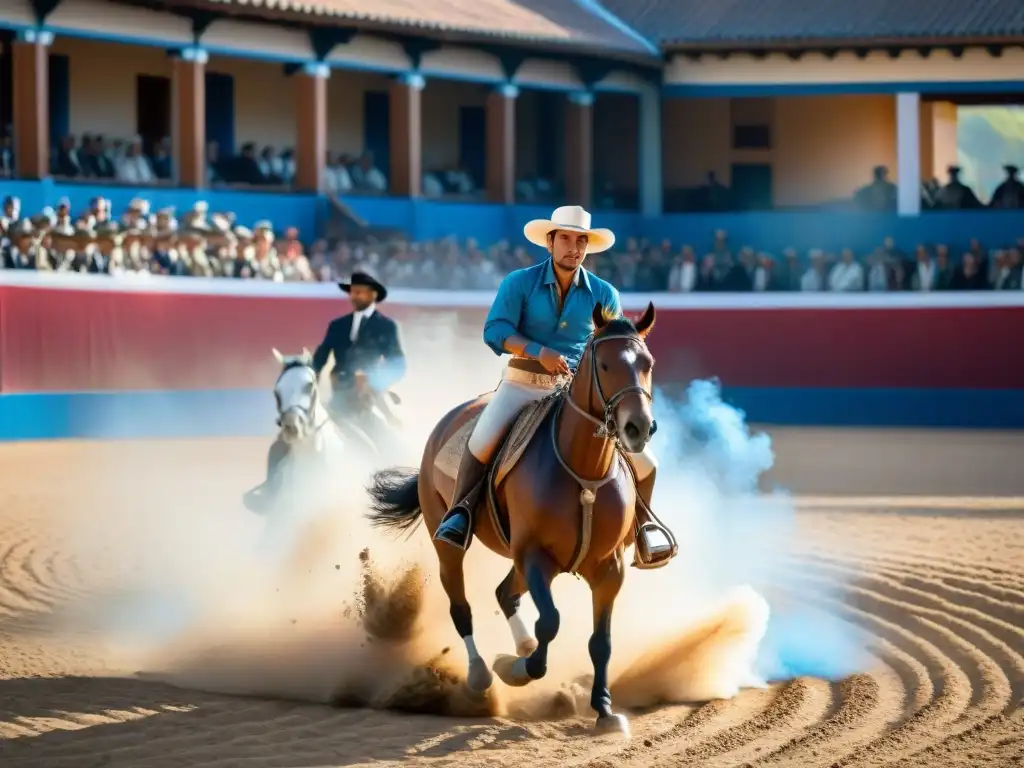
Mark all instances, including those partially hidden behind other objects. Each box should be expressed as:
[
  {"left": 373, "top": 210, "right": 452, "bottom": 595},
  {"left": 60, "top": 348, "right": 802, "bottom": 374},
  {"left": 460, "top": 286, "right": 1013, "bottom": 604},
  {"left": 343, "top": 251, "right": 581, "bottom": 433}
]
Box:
[{"left": 523, "top": 205, "right": 615, "bottom": 254}]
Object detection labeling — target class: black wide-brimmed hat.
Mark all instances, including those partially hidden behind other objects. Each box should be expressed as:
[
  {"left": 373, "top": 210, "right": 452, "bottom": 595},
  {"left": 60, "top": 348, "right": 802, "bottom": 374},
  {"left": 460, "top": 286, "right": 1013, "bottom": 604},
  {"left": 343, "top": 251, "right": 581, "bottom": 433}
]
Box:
[{"left": 339, "top": 271, "right": 387, "bottom": 302}]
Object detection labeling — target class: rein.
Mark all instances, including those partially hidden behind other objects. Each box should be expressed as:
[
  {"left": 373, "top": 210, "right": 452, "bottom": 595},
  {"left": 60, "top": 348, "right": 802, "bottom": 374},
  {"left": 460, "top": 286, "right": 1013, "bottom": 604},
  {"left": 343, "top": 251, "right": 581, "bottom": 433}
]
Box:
[{"left": 550, "top": 331, "right": 653, "bottom": 575}]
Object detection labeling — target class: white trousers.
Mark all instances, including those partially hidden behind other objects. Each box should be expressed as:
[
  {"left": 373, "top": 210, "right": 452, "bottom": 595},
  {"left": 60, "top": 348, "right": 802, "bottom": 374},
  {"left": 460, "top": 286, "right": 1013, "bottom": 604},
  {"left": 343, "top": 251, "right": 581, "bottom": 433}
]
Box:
[{"left": 466, "top": 366, "right": 657, "bottom": 481}]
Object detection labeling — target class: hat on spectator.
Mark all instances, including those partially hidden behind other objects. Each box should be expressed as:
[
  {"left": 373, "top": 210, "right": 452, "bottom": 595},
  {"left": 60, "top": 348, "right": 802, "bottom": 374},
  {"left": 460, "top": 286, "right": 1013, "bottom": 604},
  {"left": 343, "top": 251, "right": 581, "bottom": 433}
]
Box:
[
  {"left": 128, "top": 198, "right": 151, "bottom": 215},
  {"left": 211, "top": 212, "right": 232, "bottom": 232},
  {"left": 254, "top": 220, "right": 273, "bottom": 232},
  {"left": 209, "top": 228, "right": 237, "bottom": 247},
  {"left": 122, "top": 228, "right": 148, "bottom": 246},
  {"left": 73, "top": 226, "right": 96, "bottom": 243},
  {"left": 10, "top": 218, "right": 35, "bottom": 238},
  {"left": 523, "top": 205, "right": 614, "bottom": 254},
  {"left": 233, "top": 226, "right": 254, "bottom": 241},
  {"left": 95, "top": 221, "right": 124, "bottom": 245},
  {"left": 180, "top": 226, "right": 209, "bottom": 241},
  {"left": 339, "top": 271, "right": 388, "bottom": 302},
  {"left": 56, "top": 197, "right": 71, "bottom": 209},
  {"left": 49, "top": 222, "right": 76, "bottom": 243},
  {"left": 30, "top": 210, "right": 55, "bottom": 228},
  {"left": 1005, "top": 164, "right": 1020, "bottom": 175}
]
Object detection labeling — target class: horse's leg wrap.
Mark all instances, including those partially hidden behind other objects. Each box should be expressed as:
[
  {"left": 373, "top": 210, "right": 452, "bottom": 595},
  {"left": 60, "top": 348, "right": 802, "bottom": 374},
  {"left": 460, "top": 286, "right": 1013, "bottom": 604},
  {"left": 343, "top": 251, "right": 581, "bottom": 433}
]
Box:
[
  {"left": 496, "top": 567, "right": 538, "bottom": 657},
  {"left": 632, "top": 469, "right": 678, "bottom": 569}
]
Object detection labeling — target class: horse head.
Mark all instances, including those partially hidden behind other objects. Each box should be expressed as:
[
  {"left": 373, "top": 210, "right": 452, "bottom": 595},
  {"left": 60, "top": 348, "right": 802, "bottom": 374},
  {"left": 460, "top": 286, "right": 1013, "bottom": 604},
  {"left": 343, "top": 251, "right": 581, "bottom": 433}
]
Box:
[
  {"left": 271, "top": 347, "right": 322, "bottom": 445},
  {"left": 579, "top": 302, "right": 657, "bottom": 453}
]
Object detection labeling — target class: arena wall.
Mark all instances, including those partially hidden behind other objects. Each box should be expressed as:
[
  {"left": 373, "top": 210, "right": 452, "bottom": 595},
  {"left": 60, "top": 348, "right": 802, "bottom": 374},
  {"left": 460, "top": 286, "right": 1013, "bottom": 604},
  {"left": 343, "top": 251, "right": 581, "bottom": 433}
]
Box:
[{"left": 1, "top": 273, "right": 1022, "bottom": 440}]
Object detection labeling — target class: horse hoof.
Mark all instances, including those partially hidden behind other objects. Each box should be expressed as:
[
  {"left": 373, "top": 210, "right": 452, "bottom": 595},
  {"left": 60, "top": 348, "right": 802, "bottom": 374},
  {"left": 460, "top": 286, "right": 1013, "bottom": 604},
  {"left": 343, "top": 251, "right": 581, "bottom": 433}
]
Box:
[
  {"left": 516, "top": 637, "right": 539, "bottom": 657},
  {"left": 594, "top": 713, "right": 630, "bottom": 737},
  {"left": 467, "top": 657, "right": 494, "bottom": 693},
  {"left": 492, "top": 654, "right": 532, "bottom": 687}
]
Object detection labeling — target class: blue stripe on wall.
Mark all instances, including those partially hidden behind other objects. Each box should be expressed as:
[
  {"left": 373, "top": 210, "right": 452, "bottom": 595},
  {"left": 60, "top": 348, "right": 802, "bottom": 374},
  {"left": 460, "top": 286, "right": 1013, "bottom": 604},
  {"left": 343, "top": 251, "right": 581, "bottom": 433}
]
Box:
[
  {"left": 662, "top": 80, "right": 1024, "bottom": 99},
  {"left": 1, "top": 387, "right": 1022, "bottom": 441}
]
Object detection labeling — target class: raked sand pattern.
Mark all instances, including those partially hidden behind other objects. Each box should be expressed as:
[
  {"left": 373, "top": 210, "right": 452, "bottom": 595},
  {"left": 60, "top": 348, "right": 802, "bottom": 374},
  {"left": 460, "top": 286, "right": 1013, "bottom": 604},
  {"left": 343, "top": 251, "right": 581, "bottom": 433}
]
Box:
[{"left": 0, "top": 434, "right": 1022, "bottom": 768}]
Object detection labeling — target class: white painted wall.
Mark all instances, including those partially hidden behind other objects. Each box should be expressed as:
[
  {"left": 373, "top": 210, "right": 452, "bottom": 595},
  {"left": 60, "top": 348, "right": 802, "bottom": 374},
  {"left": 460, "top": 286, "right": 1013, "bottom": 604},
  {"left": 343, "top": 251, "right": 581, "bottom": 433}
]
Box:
[{"left": 665, "top": 49, "right": 1024, "bottom": 87}]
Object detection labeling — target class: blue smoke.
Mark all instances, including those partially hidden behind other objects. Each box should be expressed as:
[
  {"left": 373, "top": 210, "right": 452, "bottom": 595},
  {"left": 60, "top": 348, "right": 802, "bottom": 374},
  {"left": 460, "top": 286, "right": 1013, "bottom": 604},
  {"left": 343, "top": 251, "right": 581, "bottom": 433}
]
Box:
[{"left": 651, "top": 379, "right": 871, "bottom": 683}]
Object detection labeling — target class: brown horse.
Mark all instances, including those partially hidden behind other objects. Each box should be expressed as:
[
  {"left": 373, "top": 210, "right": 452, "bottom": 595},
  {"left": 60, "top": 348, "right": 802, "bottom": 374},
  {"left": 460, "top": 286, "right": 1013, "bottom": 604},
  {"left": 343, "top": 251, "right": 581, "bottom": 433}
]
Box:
[{"left": 366, "top": 302, "right": 659, "bottom": 735}]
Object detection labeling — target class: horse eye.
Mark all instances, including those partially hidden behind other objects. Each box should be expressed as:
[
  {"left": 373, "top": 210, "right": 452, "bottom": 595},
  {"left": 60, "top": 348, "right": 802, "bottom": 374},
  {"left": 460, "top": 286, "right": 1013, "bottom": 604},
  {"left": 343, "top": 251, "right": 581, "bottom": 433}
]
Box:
[{"left": 600, "top": 363, "right": 609, "bottom": 372}]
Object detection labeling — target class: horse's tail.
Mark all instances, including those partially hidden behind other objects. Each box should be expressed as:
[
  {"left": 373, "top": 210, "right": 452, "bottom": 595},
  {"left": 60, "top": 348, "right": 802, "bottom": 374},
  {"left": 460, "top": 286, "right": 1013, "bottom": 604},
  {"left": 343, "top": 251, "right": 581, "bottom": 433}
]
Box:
[{"left": 366, "top": 467, "right": 422, "bottom": 535}]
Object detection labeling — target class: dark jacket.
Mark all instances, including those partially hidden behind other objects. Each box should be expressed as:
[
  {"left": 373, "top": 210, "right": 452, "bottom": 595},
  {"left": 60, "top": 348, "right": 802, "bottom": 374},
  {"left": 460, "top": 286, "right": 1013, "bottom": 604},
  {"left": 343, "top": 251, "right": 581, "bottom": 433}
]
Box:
[{"left": 311, "top": 309, "right": 406, "bottom": 397}]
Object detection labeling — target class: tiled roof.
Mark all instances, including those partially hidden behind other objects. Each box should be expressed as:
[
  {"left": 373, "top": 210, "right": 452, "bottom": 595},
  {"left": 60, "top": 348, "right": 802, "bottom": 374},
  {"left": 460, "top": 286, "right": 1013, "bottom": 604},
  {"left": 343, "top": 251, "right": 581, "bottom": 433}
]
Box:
[
  {"left": 599, "top": 0, "right": 1024, "bottom": 48},
  {"left": 180, "top": 0, "right": 658, "bottom": 59}
]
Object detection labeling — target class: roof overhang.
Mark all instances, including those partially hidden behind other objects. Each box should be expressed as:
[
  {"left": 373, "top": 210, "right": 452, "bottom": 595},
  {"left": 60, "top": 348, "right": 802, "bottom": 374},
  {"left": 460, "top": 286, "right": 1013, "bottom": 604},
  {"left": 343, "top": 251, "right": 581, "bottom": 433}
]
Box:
[{"left": 116, "top": 0, "right": 662, "bottom": 69}]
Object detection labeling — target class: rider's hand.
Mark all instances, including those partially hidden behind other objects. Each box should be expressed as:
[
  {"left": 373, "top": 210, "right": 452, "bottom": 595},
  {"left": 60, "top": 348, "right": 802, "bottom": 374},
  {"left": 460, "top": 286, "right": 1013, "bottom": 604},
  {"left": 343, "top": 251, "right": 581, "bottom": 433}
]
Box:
[
  {"left": 354, "top": 370, "right": 370, "bottom": 394},
  {"left": 538, "top": 347, "right": 571, "bottom": 376}
]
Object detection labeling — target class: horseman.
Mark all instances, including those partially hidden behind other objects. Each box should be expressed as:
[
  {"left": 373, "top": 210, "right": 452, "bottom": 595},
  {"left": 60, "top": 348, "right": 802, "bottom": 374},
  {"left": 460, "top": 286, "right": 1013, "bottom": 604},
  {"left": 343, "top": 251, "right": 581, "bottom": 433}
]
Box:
[
  {"left": 433, "top": 205, "right": 676, "bottom": 569},
  {"left": 244, "top": 271, "right": 406, "bottom": 513}
]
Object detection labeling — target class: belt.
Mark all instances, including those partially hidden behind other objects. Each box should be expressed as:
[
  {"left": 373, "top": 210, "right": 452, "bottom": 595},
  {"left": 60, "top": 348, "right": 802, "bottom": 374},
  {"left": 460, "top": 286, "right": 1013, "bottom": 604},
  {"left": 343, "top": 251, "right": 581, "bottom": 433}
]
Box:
[
  {"left": 508, "top": 357, "right": 549, "bottom": 376},
  {"left": 505, "top": 357, "right": 571, "bottom": 389}
]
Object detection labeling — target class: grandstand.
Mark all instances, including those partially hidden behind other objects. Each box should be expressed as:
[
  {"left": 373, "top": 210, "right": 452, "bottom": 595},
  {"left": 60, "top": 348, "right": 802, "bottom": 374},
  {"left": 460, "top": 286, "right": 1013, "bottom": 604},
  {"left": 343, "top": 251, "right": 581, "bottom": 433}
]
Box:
[{"left": 0, "top": 0, "right": 1022, "bottom": 250}]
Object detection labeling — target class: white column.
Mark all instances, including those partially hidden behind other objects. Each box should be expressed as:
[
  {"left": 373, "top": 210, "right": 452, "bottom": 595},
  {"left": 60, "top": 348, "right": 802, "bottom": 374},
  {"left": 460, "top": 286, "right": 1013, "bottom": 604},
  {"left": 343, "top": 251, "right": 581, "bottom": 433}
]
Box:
[
  {"left": 638, "top": 85, "right": 662, "bottom": 218},
  {"left": 896, "top": 92, "right": 921, "bottom": 217}
]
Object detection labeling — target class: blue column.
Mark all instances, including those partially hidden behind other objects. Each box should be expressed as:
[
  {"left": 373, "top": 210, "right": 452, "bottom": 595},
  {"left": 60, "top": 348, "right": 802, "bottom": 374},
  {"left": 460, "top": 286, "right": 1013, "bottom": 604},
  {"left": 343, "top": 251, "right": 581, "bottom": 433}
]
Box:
[{"left": 638, "top": 85, "right": 662, "bottom": 218}]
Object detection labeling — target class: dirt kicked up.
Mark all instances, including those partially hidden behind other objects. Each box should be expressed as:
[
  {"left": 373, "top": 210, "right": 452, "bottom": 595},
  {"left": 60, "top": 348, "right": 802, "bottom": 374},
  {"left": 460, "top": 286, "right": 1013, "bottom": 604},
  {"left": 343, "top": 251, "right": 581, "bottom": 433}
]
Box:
[{"left": 0, "top": 430, "right": 1022, "bottom": 768}]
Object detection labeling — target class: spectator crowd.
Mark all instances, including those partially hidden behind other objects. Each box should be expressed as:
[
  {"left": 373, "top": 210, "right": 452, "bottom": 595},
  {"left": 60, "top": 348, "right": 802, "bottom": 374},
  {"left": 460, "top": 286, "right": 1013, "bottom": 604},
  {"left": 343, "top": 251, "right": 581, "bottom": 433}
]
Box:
[{"left": 1, "top": 194, "right": 1021, "bottom": 292}]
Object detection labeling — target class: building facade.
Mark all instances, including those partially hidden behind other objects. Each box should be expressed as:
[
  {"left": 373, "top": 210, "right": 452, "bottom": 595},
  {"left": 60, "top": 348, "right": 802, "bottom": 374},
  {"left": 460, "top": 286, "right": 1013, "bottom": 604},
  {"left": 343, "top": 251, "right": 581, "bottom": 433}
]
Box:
[{"left": 1, "top": 0, "right": 1022, "bottom": 248}]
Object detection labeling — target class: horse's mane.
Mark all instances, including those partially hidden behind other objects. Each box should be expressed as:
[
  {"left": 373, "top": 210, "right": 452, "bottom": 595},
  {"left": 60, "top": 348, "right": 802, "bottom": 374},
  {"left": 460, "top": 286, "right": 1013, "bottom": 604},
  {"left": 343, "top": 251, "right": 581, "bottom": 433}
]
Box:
[
  {"left": 279, "top": 355, "right": 313, "bottom": 372},
  {"left": 596, "top": 317, "right": 639, "bottom": 339}
]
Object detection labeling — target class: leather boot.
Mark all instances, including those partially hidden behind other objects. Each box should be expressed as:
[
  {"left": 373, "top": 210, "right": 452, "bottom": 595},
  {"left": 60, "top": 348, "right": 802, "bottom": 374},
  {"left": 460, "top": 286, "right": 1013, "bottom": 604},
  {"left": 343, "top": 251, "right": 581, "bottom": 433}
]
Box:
[
  {"left": 243, "top": 438, "right": 289, "bottom": 515},
  {"left": 632, "top": 469, "right": 676, "bottom": 569},
  {"left": 434, "top": 450, "right": 489, "bottom": 550}
]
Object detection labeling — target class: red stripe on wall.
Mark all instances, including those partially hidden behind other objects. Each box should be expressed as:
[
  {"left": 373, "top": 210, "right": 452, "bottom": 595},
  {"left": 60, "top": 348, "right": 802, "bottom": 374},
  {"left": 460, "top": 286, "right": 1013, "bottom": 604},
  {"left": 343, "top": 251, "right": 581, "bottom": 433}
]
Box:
[
  {"left": 1, "top": 286, "right": 1021, "bottom": 392},
  {"left": 649, "top": 306, "right": 1024, "bottom": 389}
]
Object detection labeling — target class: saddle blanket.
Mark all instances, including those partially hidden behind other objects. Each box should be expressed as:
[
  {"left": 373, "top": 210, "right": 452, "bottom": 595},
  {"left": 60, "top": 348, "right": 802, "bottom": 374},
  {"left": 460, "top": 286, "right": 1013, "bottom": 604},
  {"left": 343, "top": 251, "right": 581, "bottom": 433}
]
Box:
[{"left": 432, "top": 394, "right": 560, "bottom": 552}]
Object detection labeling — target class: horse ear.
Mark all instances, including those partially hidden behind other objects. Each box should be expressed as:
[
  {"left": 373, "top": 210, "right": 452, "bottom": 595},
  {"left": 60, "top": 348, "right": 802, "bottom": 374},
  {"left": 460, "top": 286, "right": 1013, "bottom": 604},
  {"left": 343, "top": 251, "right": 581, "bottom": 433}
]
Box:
[
  {"left": 635, "top": 302, "right": 656, "bottom": 339},
  {"left": 272, "top": 348, "right": 285, "bottom": 364},
  {"left": 592, "top": 302, "right": 608, "bottom": 330},
  {"left": 302, "top": 346, "right": 312, "bottom": 361}
]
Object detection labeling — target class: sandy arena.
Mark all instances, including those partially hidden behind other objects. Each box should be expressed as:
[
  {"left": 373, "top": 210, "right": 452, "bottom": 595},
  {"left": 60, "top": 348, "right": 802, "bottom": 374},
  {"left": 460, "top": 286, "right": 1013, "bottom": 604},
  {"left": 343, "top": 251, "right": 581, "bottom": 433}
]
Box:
[{"left": 1, "top": 425, "right": 1022, "bottom": 768}]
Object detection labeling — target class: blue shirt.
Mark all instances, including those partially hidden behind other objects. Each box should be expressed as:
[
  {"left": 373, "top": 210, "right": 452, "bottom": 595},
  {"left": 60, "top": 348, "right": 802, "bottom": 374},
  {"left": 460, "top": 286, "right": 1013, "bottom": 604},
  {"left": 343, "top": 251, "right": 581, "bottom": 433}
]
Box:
[{"left": 482, "top": 259, "right": 622, "bottom": 369}]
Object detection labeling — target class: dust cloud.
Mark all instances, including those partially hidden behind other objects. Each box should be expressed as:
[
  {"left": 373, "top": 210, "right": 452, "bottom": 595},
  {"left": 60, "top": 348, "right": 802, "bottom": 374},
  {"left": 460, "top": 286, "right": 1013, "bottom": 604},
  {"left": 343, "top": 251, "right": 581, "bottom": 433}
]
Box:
[{"left": 50, "top": 312, "right": 867, "bottom": 721}]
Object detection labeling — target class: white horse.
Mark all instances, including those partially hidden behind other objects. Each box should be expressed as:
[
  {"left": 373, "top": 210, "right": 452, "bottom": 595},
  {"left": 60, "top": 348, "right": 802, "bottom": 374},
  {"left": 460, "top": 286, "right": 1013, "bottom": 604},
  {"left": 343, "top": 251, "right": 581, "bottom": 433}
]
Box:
[{"left": 254, "top": 347, "right": 355, "bottom": 562}]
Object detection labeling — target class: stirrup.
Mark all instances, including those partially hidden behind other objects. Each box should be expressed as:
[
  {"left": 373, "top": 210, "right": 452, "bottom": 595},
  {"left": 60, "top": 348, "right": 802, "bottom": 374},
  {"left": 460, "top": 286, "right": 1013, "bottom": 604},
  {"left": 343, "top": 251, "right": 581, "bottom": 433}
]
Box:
[
  {"left": 433, "top": 504, "right": 473, "bottom": 551},
  {"left": 632, "top": 522, "right": 678, "bottom": 570}
]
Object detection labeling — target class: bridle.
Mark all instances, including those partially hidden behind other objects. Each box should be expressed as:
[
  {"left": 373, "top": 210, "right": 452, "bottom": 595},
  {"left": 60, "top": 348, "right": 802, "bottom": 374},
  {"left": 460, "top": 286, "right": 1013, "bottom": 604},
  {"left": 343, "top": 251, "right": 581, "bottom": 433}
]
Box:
[
  {"left": 274, "top": 362, "right": 330, "bottom": 435},
  {"left": 562, "top": 331, "right": 656, "bottom": 443},
  {"left": 551, "top": 329, "right": 658, "bottom": 576}
]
